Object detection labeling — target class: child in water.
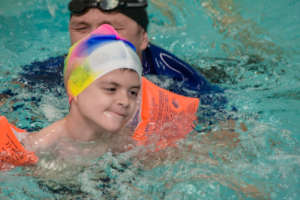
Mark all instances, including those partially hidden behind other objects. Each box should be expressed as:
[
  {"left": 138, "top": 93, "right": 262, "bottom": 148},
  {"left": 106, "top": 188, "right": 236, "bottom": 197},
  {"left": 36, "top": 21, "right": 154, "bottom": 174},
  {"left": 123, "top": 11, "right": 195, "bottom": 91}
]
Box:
[
  {"left": 23, "top": 25, "right": 142, "bottom": 157},
  {"left": 1, "top": 24, "right": 262, "bottom": 200},
  {"left": 0, "top": 25, "right": 143, "bottom": 169},
  {"left": 0, "top": 24, "right": 199, "bottom": 170}
]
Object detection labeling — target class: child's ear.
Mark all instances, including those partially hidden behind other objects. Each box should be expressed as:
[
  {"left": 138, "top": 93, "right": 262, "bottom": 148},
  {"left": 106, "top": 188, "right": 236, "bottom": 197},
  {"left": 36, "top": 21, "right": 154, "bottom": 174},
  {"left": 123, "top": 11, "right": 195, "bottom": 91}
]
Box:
[{"left": 73, "top": 96, "right": 78, "bottom": 102}]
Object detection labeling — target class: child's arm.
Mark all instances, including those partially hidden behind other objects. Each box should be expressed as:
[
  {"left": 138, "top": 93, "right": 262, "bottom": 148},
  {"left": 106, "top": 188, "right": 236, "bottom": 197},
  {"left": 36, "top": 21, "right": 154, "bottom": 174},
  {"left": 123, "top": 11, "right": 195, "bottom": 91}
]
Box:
[{"left": 0, "top": 116, "right": 38, "bottom": 170}]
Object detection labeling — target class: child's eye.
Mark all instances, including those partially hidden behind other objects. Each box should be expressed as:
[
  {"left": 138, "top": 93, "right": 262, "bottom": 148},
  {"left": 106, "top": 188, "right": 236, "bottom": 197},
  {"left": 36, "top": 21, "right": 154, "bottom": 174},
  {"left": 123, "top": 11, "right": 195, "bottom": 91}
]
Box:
[
  {"left": 129, "top": 90, "right": 138, "bottom": 97},
  {"left": 104, "top": 87, "right": 116, "bottom": 92}
]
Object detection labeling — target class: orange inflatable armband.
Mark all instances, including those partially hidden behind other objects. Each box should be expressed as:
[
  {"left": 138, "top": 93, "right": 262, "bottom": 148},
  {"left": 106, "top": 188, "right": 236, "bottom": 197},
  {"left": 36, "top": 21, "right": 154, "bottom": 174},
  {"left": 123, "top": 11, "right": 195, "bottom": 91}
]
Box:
[
  {"left": 133, "top": 78, "right": 199, "bottom": 151},
  {"left": 0, "top": 116, "right": 38, "bottom": 171}
]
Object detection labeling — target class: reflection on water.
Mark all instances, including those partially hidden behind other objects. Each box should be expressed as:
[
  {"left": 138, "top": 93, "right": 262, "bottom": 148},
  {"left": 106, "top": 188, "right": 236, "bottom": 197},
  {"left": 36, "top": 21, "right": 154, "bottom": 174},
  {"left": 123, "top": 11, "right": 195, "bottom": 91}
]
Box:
[
  {"left": 201, "top": 0, "right": 285, "bottom": 62},
  {"left": 150, "top": 0, "right": 286, "bottom": 62}
]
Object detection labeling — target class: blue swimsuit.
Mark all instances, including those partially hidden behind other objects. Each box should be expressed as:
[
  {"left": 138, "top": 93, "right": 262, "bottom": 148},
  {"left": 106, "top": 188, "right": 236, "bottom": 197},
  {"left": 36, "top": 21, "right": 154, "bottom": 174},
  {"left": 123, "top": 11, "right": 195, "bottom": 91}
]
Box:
[{"left": 20, "top": 43, "right": 228, "bottom": 116}]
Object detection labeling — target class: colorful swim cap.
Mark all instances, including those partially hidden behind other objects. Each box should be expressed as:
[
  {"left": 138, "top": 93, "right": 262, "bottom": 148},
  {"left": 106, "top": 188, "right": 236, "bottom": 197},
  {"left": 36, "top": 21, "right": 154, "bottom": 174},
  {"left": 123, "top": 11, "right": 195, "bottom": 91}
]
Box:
[{"left": 64, "top": 24, "right": 143, "bottom": 98}]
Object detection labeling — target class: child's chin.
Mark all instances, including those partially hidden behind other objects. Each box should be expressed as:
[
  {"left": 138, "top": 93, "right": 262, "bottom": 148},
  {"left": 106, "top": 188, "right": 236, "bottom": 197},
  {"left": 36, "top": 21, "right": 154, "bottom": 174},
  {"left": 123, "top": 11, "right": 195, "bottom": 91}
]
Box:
[{"left": 103, "top": 125, "right": 123, "bottom": 134}]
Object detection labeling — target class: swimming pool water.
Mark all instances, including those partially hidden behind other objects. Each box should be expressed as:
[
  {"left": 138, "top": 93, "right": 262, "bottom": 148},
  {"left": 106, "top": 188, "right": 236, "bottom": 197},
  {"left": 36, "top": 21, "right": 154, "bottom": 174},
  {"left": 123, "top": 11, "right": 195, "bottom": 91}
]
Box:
[{"left": 0, "top": 0, "right": 299, "bottom": 199}]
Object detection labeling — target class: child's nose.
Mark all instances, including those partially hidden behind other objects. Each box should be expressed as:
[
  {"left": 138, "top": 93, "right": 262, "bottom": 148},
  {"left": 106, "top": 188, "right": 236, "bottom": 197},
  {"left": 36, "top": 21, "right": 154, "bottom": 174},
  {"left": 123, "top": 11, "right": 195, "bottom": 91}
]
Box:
[{"left": 116, "top": 91, "right": 130, "bottom": 107}]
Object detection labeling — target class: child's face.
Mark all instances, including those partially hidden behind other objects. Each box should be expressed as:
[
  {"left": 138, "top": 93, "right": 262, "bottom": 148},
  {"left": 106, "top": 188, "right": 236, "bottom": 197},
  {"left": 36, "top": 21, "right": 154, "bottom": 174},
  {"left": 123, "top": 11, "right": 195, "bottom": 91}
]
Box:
[{"left": 75, "top": 69, "right": 141, "bottom": 133}]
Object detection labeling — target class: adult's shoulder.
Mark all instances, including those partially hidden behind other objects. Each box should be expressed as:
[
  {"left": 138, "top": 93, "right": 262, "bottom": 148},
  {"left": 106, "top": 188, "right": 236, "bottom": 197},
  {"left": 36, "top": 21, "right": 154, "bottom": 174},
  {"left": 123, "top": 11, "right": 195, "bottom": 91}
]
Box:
[
  {"left": 142, "top": 43, "right": 224, "bottom": 96},
  {"left": 20, "top": 55, "right": 65, "bottom": 87}
]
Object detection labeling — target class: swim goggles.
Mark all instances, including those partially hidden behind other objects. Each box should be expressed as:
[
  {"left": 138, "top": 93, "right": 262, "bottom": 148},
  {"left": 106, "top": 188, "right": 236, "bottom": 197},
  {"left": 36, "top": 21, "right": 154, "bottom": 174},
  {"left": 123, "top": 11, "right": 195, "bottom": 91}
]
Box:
[{"left": 69, "top": 0, "right": 148, "bottom": 14}]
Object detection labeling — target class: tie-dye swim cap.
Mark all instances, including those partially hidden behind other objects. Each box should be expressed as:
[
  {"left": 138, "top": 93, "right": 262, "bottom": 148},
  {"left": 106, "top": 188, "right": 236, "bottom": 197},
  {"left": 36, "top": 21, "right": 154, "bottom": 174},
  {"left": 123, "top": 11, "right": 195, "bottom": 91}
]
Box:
[{"left": 64, "top": 24, "right": 142, "bottom": 98}]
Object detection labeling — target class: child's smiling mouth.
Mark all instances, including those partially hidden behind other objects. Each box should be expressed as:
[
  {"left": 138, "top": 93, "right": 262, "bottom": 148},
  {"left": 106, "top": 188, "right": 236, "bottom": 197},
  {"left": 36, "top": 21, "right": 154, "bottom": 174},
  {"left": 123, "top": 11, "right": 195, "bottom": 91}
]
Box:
[{"left": 104, "top": 111, "right": 128, "bottom": 120}]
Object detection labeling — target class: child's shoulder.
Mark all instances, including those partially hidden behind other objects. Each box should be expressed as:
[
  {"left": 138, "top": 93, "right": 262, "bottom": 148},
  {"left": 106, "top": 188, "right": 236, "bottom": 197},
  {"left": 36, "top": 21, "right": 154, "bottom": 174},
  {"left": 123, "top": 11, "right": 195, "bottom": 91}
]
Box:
[{"left": 23, "top": 119, "right": 67, "bottom": 152}]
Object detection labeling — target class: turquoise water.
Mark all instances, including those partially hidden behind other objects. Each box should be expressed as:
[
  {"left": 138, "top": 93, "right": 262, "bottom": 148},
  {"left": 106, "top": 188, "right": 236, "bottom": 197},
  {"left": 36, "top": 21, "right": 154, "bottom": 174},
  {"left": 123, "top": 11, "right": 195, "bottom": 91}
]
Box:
[{"left": 0, "top": 0, "right": 299, "bottom": 199}]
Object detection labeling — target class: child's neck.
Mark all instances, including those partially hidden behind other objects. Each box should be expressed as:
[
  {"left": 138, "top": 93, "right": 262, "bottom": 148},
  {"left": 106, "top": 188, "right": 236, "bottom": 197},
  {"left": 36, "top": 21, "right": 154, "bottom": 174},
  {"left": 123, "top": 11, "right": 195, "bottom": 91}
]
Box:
[{"left": 64, "top": 113, "right": 114, "bottom": 142}]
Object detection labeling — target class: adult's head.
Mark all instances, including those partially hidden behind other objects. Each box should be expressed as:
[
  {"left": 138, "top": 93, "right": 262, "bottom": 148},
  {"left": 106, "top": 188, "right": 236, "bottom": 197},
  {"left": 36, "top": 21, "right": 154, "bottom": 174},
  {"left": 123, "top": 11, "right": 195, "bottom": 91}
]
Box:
[
  {"left": 64, "top": 24, "right": 143, "bottom": 133},
  {"left": 68, "top": 0, "right": 149, "bottom": 58}
]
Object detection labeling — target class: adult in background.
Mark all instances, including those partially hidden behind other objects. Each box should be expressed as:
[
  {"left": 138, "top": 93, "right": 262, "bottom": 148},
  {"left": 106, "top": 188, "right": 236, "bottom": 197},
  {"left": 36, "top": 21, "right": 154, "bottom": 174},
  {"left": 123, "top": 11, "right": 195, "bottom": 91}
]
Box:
[{"left": 21, "top": 0, "right": 226, "bottom": 108}]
